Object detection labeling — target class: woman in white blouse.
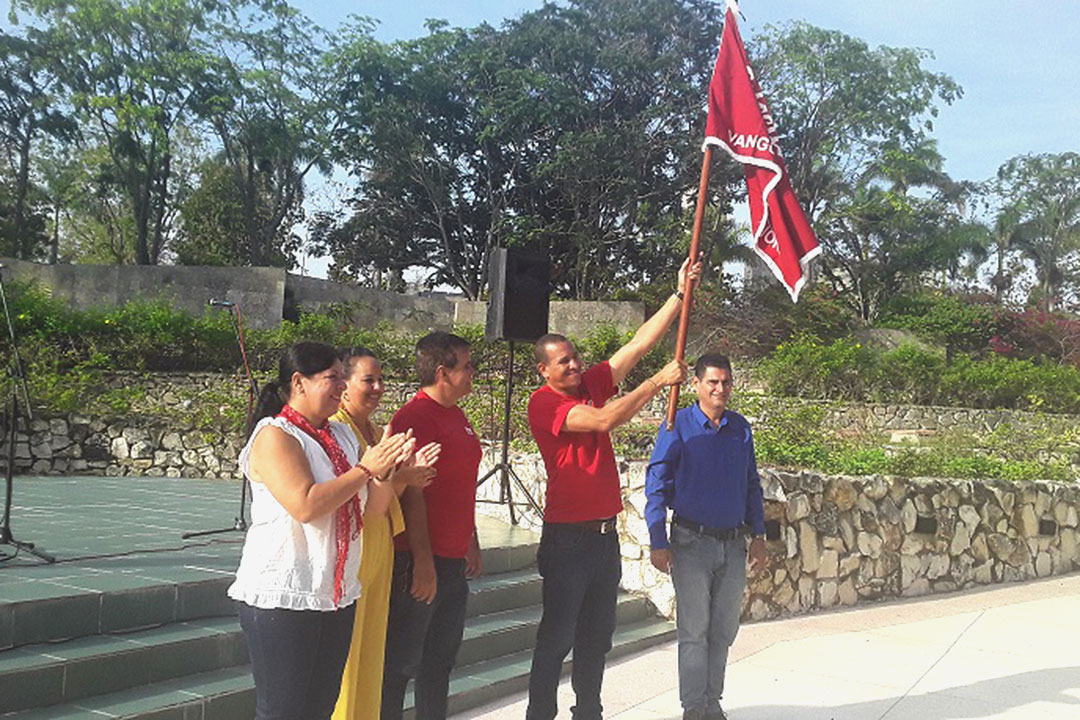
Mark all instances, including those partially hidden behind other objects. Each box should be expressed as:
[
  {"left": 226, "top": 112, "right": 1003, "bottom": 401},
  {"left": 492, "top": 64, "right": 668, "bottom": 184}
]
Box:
[{"left": 228, "top": 341, "right": 436, "bottom": 720}]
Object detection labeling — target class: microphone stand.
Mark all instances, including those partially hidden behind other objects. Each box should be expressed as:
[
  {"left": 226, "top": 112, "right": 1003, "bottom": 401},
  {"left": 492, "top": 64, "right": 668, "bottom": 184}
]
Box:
[
  {"left": 0, "top": 266, "right": 56, "bottom": 563},
  {"left": 182, "top": 300, "right": 257, "bottom": 540}
]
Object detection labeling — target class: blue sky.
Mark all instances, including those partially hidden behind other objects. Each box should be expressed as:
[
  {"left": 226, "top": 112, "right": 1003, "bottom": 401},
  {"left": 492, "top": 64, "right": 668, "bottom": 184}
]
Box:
[
  {"left": 288, "top": 0, "right": 1079, "bottom": 279},
  {"left": 297, "top": 0, "right": 1080, "bottom": 185}
]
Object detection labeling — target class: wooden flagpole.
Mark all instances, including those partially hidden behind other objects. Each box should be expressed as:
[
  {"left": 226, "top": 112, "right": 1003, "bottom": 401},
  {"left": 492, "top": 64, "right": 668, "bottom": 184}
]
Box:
[{"left": 666, "top": 145, "right": 713, "bottom": 430}]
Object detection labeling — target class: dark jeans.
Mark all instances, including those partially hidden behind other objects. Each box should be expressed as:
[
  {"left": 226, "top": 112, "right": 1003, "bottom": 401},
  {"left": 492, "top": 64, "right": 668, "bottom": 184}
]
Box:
[
  {"left": 381, "top": 552, "right": 469, "bottom": 720},
  {"left": 526, "top": 523, "right": 621, "bottom": 720},
  {"left": 237, "top": 602, "right": 355, "bottom": 720}
]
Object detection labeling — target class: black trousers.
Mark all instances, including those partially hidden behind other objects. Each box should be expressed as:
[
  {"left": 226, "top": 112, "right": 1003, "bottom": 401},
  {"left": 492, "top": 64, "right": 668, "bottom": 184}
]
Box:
[
  {"left": 526, "top": 523, "right": 621, "bottom": 720},
  {"left": 237, "top": 602, "right": 355, "bottom": 720},
  {"left": 381, "top": 553, "right": 469, "bottom": 720}
]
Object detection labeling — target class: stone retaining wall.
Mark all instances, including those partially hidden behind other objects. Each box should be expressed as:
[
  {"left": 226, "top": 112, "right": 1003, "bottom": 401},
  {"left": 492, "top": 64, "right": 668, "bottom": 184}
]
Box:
[
  {"left": 7, "top": 414, "right": 244, "bottom": 479},
  {"left": 474, "top": 452, "right": 1080, "bottom": 621},
  {"left": 8, "top": 381, "right": 1079, "bottom": 623},
  {"left": 642, "top": 394, "right": 1080, "bottom": 441}
]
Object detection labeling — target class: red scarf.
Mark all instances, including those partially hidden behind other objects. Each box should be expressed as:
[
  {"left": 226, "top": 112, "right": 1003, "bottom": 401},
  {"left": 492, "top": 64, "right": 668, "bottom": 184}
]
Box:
[{"left": 278, "top": 404, "right": 363, "bottom": 605}]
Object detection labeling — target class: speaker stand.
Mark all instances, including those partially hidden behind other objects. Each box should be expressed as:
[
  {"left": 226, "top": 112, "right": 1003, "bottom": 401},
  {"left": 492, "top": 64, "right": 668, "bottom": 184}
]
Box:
[{"left": 476, "top": 341, "right": 542, "bottom": 525}]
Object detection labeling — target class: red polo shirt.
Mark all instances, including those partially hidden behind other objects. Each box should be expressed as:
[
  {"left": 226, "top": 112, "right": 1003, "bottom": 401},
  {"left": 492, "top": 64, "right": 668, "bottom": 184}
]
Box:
[
  {"left": 528, "top": 361, "right": 623, "bottom": 523},
  {"left": 391, "top": 390, "right": 481, "bottom": 559}
]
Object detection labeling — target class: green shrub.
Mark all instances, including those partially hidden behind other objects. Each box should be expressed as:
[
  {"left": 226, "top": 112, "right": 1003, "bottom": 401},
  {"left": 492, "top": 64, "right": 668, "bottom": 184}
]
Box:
[
  {"left": 757, "top": 333, "right": 1080, "bottom": 414},
  {"left": 878, "top": 292, "right": 1002, "bottom": 355},
  {"left": 757, "top": 334, "right": 870, "bottom": 400}
]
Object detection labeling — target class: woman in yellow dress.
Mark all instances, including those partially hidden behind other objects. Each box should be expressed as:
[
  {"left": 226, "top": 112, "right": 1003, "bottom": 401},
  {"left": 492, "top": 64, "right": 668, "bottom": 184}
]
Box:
[{"left": 332, "top": 347, "right": 439, "bottom": 720}]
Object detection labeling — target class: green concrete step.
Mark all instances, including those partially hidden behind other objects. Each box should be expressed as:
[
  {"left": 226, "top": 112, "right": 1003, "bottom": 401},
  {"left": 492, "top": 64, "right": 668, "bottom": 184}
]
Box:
[
  {"left": 2, "top": 618, "right": 675, "bottom": 720},
  {"left": 3, "top": 665, "right": 254, "bottom": 719},
  {"left": 475, "top": 540, "right": 540, "bottom": 576},
  {"left": 0, "top": 617, "right": 246, "bottom": 715},
  {"left": 0, "top": 574, "right": 235, "bottom": 651},
  {"left": 466, "top": 567, "right": 541, "bottom": 618},
  {"left": 457, "top": 592, "right": 656, "bottom": 667},
  {"left": 416, "top": 616, "right": 677, "bottom": 718},
  {"left": 0, "top": 543, "right": 535, "bottom": 652}
]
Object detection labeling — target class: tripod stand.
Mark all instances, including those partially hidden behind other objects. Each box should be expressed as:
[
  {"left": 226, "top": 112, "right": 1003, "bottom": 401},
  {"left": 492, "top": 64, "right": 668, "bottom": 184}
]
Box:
[
  {"left": 0, "top": 264, "right": 55, "bottom": 564},
  {"left": 476, "top": 341, "right": 542, "bottom": 525},
  {"left": 182, "top": 300, "right": 257, "bottom": 540}
]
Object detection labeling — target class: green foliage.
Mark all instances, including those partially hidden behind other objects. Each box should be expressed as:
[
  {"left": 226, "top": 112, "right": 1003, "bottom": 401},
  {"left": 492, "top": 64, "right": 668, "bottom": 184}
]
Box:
[
  {"left": 878, "top": 292, "right": 1002, "bottom": 355},
  {"left": 738, "top": 394, "right": 1076, "bottom": 482},
  {"left": 318, "top": 0, "right": 737, "bottom": 299},
  {"left": 757, "top": 334, "right": 870, "bottom": 400},
  {"left": 995, "top": 152, "right": 1080, "bottom": 310},
  {"left": 5, "top": 280, "right": 672, "bottom": 445},
  {"left": 757, "top": 333, "right": 1080, "bottom": 413}
]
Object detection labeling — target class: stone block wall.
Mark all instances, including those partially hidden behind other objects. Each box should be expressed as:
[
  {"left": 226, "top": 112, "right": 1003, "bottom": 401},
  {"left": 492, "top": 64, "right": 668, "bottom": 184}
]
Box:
[
  {"left": 641, "top": 394, "right": 1080, "bottom": 442},
  {"left": 1, "top": 256, "right": 645, "bottom": 335},
  {"left": 8, "top": 414, "right": 244, "bottom": 479},
  {"left": 6, "top": 365, "right": 1080, "bottom": 623},
  {"left": 474, "top": 452, "right": 1080, "bottom": 621}
]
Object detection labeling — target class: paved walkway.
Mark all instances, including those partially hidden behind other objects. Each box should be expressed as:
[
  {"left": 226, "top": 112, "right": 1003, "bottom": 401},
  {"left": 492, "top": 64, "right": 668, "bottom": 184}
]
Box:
[{"left": 461, "top": 573, "right": 1080, "bottom": 719}]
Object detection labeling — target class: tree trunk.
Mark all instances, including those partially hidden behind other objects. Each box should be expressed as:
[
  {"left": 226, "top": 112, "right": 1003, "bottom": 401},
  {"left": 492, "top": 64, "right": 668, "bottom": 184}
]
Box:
[
  {"left": 13, "top": 130, "right": 32, "bottom": 259},
  {"left": 48, "top": 203, "right": 59, "bottom": 264},
  {"left": 149, "top": 151, "right": 171, "bottom": 264}
]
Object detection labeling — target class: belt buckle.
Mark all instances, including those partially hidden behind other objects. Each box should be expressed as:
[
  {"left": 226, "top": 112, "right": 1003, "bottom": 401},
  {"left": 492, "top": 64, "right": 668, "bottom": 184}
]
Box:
[{"left": 599, "top": 519, "right": 613, "bottom": 534}]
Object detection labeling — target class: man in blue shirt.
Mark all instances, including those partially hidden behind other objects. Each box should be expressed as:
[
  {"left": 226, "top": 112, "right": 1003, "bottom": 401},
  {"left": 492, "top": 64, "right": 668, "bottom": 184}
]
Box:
[{"left": 645, "top": 353, "right": 767, "bottom": 720}]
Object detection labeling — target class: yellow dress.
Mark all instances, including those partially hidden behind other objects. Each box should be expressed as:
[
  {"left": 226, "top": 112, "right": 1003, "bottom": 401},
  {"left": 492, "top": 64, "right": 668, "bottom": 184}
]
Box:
[{"left": 331, "top": 410, "right": 405, "bottom": 720}]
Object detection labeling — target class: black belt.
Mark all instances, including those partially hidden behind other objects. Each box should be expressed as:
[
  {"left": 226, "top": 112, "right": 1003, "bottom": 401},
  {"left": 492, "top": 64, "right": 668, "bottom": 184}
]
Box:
[
  {"left": 673, "top": 515, "right": 746, "bottom": 541},
  {"left": 554, "top": 517, "right": 617, "bottom": 534}
]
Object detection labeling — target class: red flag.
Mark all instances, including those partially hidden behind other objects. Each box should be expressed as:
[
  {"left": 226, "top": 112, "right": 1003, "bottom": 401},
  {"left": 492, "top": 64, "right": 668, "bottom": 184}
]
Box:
[{"left": 704, "top": 1, "right": 820, "bottom": 301}]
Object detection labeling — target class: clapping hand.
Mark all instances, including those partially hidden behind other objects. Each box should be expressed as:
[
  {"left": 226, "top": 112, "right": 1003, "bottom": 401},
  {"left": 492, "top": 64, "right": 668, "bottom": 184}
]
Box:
[
  {"left": 395, "top": 442, "right": 440, "bottom": 488},
  {"left": 360, "top": 429, "right": 415, "bottom": 479}
]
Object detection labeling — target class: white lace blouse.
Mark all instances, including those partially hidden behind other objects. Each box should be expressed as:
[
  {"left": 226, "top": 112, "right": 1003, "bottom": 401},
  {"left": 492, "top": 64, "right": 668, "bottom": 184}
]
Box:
[{"left": 227, "top": 416, "right": 366, "bottom": 610}]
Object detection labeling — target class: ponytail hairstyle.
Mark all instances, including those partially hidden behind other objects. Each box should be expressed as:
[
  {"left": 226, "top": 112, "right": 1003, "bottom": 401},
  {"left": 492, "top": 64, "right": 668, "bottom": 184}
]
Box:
[{"left": 252, "top": 341, "right": 341, "bottom": 429}]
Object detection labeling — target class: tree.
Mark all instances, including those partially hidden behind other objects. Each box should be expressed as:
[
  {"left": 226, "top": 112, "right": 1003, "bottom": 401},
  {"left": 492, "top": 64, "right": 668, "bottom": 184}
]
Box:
[
  {"left": 749, "top": 23, "right": 965, "bottom": 319},
  {"left": 194, "top": 1, "right": 336, "bottom": 268},
  {"left": 751, "top": 22, "right": 962, "bottom": 219},
  {"left": 318, "top": 20, "right": 539, "bottom": 299},
  {"left": 320, "top": 0, "right": 738, "bottom": 299},
  {"left": 16, "top": 0, "right": 229, "bottom": 265},
  {"left": 995, "top": 152, "right": 1080, "bottom": 311},
  {"left": 815, "top": 181, "right": 969, "bottom": 321},
  {"left": 0, "top": 30, "right": 76, "bottom": 259},
  {"left": 174, "top": 155, "right": 301, "bottom": 266}
]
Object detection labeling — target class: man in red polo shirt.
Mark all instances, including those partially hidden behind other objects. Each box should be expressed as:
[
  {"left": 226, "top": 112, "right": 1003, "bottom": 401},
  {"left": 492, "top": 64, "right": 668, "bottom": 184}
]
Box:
[
  {"left": 382, "top": 331, "right": 482, "bottom": 720},
  {"left": 525, "top": 260, "right": 700, "bottom": 720}
]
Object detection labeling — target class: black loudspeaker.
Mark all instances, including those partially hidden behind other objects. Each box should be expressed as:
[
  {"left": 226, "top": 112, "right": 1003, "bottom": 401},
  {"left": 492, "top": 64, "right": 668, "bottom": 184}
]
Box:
[{"left": 486, "top": 248, "right": 550, "bottom": 343}]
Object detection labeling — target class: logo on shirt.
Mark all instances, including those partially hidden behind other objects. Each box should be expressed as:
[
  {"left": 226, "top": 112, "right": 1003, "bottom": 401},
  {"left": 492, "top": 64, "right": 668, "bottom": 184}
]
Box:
[{"left": 464, "top": 424, "right": 476, "bottom": 437}]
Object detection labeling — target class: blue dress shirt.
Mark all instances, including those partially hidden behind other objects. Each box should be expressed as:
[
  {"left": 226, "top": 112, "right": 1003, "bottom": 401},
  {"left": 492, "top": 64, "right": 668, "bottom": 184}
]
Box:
[{"left": 644, "top": 403, "right": 766, "bottom": 549}]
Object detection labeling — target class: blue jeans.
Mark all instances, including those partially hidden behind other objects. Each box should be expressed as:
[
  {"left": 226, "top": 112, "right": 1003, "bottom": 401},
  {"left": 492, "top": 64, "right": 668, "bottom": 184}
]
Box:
[
  {"left": 237, "top": 602, "right": 355, "bottom": 720},
  {"left": 669, "top": 524, "right": 747, "bottom": 713},
  {"left": 526, "top": 523, "right": 621, "bottom": 720},
  {"left": 381, "top": 553, "right": 469, "bottom": 720}
]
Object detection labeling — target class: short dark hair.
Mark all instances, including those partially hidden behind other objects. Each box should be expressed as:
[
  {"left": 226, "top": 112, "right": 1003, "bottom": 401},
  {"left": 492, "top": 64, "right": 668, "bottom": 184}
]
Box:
[
  {"left": 339, "top": 346, "right": 377, "bottom": 379},
  {"left": 534, "top": 333, "right": 570, "bottom": 365},
  {"left": 694, "top": 352, "right": 733, "bottom": 379},
  {"left": 416, "top": 331, "right": 471, "bottom": 387}
]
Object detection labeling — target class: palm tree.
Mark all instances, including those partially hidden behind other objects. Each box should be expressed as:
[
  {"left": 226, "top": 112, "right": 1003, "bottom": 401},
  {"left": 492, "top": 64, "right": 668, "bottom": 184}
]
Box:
[
  {"left": 987, "top": 206, "right": 1023, "bottom": 304},
  {"left": 997, "top": 153, "right": 1080, "bottom": 311}
]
